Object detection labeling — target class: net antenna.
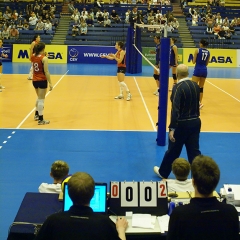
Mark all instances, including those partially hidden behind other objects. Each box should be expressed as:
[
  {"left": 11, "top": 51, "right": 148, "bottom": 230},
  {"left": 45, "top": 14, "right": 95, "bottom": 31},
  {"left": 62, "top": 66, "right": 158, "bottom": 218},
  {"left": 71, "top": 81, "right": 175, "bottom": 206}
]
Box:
[{"left": 132, "top": 23, "right": 167, "bottom": 72}]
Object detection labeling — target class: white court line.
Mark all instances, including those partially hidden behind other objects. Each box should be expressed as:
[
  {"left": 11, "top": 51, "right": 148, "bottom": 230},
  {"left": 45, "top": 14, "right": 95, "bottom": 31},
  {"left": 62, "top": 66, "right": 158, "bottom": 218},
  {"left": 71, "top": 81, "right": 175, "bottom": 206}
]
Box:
[
  {"left": 133, "top": 77, "right": 157, "bottom": 131},
  {"left": 16, "top": 70, "right": 69, "bottom": 129},
  {"left": 206, "top": 80, "right": 240, "bottom": 103}
]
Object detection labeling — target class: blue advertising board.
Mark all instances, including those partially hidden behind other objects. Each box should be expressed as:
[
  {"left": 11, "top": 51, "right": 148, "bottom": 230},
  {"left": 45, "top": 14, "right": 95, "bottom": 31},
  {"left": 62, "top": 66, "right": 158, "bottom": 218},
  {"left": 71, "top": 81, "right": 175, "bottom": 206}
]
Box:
[
  {"left": 1, "top": 44, "right": 13, "bottom": 62},
  {"left": 67, "top": 45, "right": 116, "bottom": 64}
]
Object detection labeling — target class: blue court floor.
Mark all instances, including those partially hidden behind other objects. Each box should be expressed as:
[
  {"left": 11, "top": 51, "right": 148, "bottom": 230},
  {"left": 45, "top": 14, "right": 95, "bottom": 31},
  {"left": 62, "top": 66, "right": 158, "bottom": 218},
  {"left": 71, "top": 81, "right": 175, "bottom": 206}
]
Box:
[{"left": 0, "top": 63, "right": 240, "bottom": 239}]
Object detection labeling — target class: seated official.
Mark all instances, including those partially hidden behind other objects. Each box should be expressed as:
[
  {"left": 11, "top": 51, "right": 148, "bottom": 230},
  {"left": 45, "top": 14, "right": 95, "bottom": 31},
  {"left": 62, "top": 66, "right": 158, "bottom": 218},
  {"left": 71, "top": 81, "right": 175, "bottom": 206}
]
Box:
[
  {"left": 167, "top": 155, "right": 239, "bottom": 240},
  {"left": 167, "top": 158, "right": 194, "bottom": 193},
  {"left": 35, "top": 172, "right": 128, "bottom": 240},
  {"left": 38, "top": 160, "right": 69, "bottom": 193}
]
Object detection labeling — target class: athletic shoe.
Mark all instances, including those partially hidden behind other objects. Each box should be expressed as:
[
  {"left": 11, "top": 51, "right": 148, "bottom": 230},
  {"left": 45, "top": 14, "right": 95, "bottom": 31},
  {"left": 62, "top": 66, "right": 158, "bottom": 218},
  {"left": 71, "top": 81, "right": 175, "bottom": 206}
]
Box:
[
  {"left": 126, "top": 93, "right": 132, "bottom": 101},
  {"left": 114, "top": 95, "right": 124, "bottom": 99},
  {"left": 199, "top": 103, "right": 204, "bottom": 109},
  {"left": 34, "top": 115, "right": 39, "bottom": 121},
  {"left": 0, "top": 85, "right": 5, "bottom": 89},
  {"left": 153, "top": 90, "right": 159, "bottom": 96},
  {"left": 153, "top": 166, "right": 165, "bottom": 179},
  {"left": 38, "top": 119, "right": 50, "bottom": 125},
  {"left": 27, "top": 77, "right": 32, "bottom": 80}
]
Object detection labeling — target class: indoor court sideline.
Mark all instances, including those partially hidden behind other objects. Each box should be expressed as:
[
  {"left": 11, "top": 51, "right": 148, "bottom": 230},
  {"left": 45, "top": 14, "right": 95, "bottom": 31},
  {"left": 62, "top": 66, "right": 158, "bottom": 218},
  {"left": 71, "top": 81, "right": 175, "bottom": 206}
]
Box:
[{"left": 0, "top": 62, "right": 240, "bottom": 239}]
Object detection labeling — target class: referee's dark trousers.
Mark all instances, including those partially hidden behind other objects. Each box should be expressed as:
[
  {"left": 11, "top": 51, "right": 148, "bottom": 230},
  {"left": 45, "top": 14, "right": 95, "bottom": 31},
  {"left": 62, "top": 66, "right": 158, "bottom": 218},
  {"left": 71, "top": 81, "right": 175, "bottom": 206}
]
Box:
[{"left": 159, "top": 118, "right": 201, "bottom": 178}]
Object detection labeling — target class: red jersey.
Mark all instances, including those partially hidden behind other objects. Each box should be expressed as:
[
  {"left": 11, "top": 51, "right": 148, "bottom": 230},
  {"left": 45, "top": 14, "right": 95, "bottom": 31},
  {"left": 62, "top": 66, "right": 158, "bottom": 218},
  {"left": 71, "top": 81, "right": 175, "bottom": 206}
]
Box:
[
  {"left": 116, "top": 50, "right": 126, "bottom": 68},
  {"left": 30, "top": 54, "right": 46, "bottom": 81}
]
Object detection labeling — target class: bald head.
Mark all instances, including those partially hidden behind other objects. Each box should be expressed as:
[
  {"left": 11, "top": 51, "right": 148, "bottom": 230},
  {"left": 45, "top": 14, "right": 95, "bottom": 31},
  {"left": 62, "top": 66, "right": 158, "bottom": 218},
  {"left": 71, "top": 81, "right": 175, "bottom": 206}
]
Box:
[{"left": 176, "top": 64, "right": 189, "bottom": 80}]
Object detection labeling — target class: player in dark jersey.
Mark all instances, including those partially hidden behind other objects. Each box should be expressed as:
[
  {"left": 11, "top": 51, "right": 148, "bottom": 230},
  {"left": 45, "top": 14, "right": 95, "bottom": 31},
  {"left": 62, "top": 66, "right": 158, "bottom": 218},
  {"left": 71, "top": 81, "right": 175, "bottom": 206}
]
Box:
[
  {"left": 31, "top": 42, "right": 53, "bottom": 125},
  {"left": 169, "top": 38, "right": 178, "bottom": 91},
  {"left": 101, "top": 41, "right": 131, "bottom": 101},
  {"left": 192, "top": 39, "right": 210, "bottom": 109},
  {"left": 150, "top": 35, "right": 161, "bottom": 96},
  {"left": 28, "top": 35, "right": 41, "bottom": 80},
  {"left": 0, "top": 39, "right": 8, "bottom": 92}
]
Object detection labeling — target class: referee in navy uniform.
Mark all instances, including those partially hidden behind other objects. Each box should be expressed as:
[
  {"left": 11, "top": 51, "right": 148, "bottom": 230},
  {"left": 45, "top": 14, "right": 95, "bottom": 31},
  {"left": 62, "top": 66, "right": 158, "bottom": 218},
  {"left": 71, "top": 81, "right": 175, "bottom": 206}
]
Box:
[{"left": 154, "top": 64, "right": 201, "bottom": 179}]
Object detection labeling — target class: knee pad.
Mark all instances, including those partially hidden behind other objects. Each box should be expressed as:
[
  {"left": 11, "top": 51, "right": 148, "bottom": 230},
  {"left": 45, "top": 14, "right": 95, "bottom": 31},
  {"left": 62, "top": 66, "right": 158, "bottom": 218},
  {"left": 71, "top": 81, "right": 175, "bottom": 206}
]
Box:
[
  {"left": 200, "top": 87, "right": 203, "bottom": 93},
  {"left": 172, "top": 74, "right": 177, "bottom": 80},
  {"left": 153, "top": 74, "right": 159, "bottom": 81}
]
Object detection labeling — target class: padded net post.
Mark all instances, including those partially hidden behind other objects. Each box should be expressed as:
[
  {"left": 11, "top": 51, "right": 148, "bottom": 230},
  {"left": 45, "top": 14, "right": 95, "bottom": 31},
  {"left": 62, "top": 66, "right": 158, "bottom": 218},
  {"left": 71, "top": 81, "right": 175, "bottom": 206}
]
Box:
[
  {"left": 126, "top": 26, "right": 142, "bottom": 74},
  {"left": 156, "top": 37, "right": 170, "bottom": 146}
]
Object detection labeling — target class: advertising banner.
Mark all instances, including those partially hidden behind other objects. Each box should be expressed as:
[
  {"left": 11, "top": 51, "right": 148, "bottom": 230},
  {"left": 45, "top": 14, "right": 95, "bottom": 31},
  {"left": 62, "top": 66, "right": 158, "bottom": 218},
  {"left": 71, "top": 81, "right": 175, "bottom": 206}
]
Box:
[
  {"left": 13, "top": 44, "right": 67, "bottom": 63},
  {"left": 1, "top": 44, "right": 12, "bottom": 62},
  {"left": 142, "top": 47, "right": 183, "bottom": 66},
  {"left": 67, "top": 45, "right": 116, "bottom": 64},
  {"left": 183, "top": 48, "right": 237, "bottom": 68}
]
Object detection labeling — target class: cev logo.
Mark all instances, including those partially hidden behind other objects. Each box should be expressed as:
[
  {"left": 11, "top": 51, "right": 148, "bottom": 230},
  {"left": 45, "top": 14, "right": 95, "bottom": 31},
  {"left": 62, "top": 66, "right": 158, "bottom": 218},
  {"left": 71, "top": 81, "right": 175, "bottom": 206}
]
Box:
[{"left": 188, "top": 54, "right": 232, "bottom": 64}]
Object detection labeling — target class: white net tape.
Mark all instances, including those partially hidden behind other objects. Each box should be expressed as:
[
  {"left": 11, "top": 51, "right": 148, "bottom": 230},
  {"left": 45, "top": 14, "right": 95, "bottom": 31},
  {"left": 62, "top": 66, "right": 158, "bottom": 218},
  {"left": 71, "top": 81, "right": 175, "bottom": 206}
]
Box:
[{"left": 132, "top": 23, "right": 168, "bottom": 72}]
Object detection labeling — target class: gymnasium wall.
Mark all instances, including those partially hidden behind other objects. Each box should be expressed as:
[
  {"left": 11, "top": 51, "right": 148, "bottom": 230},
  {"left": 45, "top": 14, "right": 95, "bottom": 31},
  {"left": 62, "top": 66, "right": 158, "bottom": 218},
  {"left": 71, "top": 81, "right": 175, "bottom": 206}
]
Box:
[{"left": 2, "top": 44, "right": 240, "bottom": 68}]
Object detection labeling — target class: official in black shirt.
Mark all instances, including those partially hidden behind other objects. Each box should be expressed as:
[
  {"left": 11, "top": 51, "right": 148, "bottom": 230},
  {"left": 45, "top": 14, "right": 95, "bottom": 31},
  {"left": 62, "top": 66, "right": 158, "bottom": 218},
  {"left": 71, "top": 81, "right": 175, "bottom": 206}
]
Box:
[{"left": 154, "top": 64, "right": 201, "bottom": 179}]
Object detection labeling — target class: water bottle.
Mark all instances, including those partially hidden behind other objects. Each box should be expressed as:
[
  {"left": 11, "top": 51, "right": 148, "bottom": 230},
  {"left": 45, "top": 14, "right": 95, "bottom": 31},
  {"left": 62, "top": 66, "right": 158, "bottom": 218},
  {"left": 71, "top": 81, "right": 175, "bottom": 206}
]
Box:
[{"left": 226, "top": 188, "right": 235, "bottom": 206}]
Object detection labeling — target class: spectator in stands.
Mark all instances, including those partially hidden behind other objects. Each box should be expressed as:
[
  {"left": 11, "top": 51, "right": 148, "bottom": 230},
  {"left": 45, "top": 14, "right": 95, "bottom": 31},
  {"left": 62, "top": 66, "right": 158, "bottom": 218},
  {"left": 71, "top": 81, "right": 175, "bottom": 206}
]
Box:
[
  {"left": 206, "top": 14, "right": 214, "bottom": 32},
  {"left": 104, "top": 16, "right": 111, "bottom": 27},
  {"left": 80, "top": 21, "right": 87, "bottom": 35},
  {"left": 9, "top": 25, "right": 19, "bottom": 40},
  {"left": 167, "top": 155, "right": 239, "bottom": 240},
  {"left": 97, "top": 14, "right": 104, "bottom": 26},
  {"left": 218, "top": 26, "right": 225, "bottom": 39},
  {"left": 49, "top": 3, "right": 56, "bottom": 14},
  {"left": 6, "top": 6, "right": 12, "bottom": 14},
  {"left": 29, "top": 12, "right": 38, "bottom": 26},
  {"left": 161, "top": 14, "right": 167, "bottom": 24},
  {"left": 75, "top": 9, "right": 81, "bottom": 18},
  {"left": 125, "top": 9, "right": 131, "bottom": 24},
  {"left": 155, "top": 10, "right": 162, "bottom": 19},
  {"left": 110, "top": 10, "right": 120, "bottom": 23},
  {"left": 71, "top": 10, "right": 80, "bottom": 24},
  {"left": 3, "top": 11, "right": 11, "bottom": 21},
  {"left": 222, "top": 22, "right": 229, "bottom": 31},
  {"left": 231, "top": 17, "right": 238, "bottom": 26},
  {"left": 68, "top": 1, "right": 75, "bottom": 14},
  {"left": 236, "top": 18, "right": 240, "bottom": 27},
  {"left": 166, "top": 158, "right": 194, "bottom": 193},
  {"left": 35, "top": 19, "right": 45, "bottom": 30},
  {"left": 17, "top": 20, "right": 24, "bottom": 30},
  {"left": 94, "top": 0, "right": 102, "bottom": 9},
  {"left": 213, "top": 23, "right": 220, "bottom": 35},
  {"left": 96, "top": 9, "right": 103, "bottom": 19},
  {"left": 172, "top": 18, "right": 179, "bottom": 30},
  {"left": 224, "top": 29, "right": 232, "bottom": 39},
  {"left": 206, "top": 5, "right": 212, "bottom": 14},
  {"left": 44, "top": 19, "right": 52, "bottom": 31},
  {"left": 222, "top": 17, "right": 229, "bottom": 26},
  {"left": 166, "top": 22, "right": 174, "bottom": 32},
  {"left": 23, "top": 19, "right": 29, "bottom": 30},
  {"left": 81, "top": 8, "right": 88, "bottom": 17},
  {"left": 188, "top": 7, "right": 196, "bottom": 17},
  {"left": 72, "top": 25, "right": 79, "bottom": 36},
  {"left": 86, "top": 15, "right": 94, "bottom": 27},
  {"left": 0, "top": 12, "right": 4, "bottom": 24},
  {"left": 81, "top": 12, "right": 88, "bottom": 21},
  {"left": 129, "top": 6, "right": 141, "bottom": 27},
  {"left": 88, "top": 9, "right": 94, "bottom": 19},
  {"left": 11, "top": 10, "right": 18, "bottom": 24},
  {"left": 229, "top": 22, "right": 235, "bottom": 34},
  {"left": 38, "top": 160, "right": 69, "bottom": 193},
  {"left": 192, "top": 12, "right": 199, "bottom": 26},
  {"left": 220, "top": 0, "right": 225, "bottom": 6},
  {"left": 215, "top": 15, "right": 222, "bottom": 25},
  {"left": 103, "top": 9, "right": 109, "bottom": 19},
  {"left": 51, "top": 14, "right": 59, "bottom": 28},
  {"left": 34, "top": 3, "right": 41, "bottom": 16},
  {"left": 2, "top": 26, "right": 9, "bottom": 40},
  {"left": 147, "top": 12, "right": 154, "bottom": 24}
]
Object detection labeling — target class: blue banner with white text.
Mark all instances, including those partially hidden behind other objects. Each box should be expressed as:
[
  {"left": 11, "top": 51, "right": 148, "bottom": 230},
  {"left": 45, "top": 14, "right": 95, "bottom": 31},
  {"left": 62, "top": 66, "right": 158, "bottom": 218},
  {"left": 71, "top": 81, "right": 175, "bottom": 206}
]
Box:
[
  {"left": 1, "top": 44, "right": 13, "bottom": 62},
  {"left": 67, "top": 45, "right": 116, "bottom": 64}
]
